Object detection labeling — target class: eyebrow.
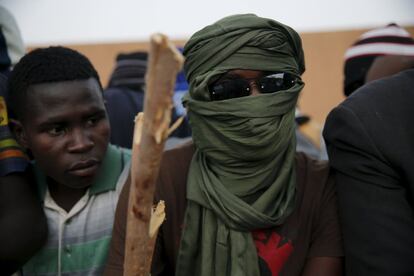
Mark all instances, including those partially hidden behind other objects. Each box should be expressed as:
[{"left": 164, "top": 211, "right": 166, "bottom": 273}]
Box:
[
  {"left": 37, "top": 108, "right": 106, "bottom": 127},
  {"left": 36, "top": 120, "right": 66, "bottom": 132}
]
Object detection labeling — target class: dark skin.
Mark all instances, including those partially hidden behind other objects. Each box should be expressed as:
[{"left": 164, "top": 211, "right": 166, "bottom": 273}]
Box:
[
  {"left": 0, "top": 171, "right": 48, "bottom": 275},
  {"left": 13, "top": 78, "right": 110, "bottom": 212}
]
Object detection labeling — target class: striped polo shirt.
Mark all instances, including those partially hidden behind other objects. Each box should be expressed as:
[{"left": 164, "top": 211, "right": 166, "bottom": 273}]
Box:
[{"left": 22, "top": 144, "right": 131, "bottom": 276}]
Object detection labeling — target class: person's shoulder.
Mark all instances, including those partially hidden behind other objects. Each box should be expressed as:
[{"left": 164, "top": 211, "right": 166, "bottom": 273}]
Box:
[
  {"left": 295, "top": 152, "right": 332, "bottom": 202},
  {"left": 104, "top": 87, "right": 144, "bottom": 109},
  {"left": 340, "top": 68, "right": 414, "bottom": 113},
  {"left": 154, "top": 141, "right": 194, "bottom": 207},
  {"left": 325, "top": 68, "right": 414, "bottom": 144},
  {"left": 108, "top": 144, "right": 132, "bottom": 162},
  {"left": 296, "top": 152, "right": 330, "bottom": 178},
  {"left": 104, "top": 86, "right": 137, "bottom": 98},
  {"left": 162, "top": 141, "right": 195, "bottom": 165},
  {"left": 120, "top": 145, "right": 132, "bottom": 160},
  {"left": 158, "top": 141, "right": 194, "bottom": 185},
  {"left": 156, "top": 141, "right": 195, "bottom": 185}
]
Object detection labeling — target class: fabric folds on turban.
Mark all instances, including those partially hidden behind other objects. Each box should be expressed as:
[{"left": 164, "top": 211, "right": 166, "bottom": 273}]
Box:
[{"left": 183, "top": 13, "right": 305, "bottom": 101}]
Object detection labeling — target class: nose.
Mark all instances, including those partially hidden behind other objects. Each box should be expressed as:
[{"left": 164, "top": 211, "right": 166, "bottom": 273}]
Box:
[
  {"left": 68, "top": 128, "right": 94, "bottom": 153},
  {"left": 248, "top": 80, "right": 261, "bottom": 96}
]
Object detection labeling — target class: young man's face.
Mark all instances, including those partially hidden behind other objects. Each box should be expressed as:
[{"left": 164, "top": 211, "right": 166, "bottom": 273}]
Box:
[{"left": 16, "top": 78, "right": 110, "bottom": 189}]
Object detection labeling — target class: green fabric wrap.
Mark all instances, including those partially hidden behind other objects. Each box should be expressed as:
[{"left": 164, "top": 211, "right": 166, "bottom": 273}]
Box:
[
  {"left": 183, "top": 13, "right": 305, "bottom": 101},
  {"left": 176, "top": 14, "right": 305, "bottom": 276}
]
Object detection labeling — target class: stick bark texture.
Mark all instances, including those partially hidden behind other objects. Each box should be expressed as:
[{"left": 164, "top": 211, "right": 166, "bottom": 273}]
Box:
[{"left": 123, "top": 33, "right": 184, "bottom": 276}]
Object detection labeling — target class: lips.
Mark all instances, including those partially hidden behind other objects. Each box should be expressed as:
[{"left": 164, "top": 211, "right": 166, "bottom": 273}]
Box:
[{"left": 68, "top": 159, "right": 100, "bottom": 177}]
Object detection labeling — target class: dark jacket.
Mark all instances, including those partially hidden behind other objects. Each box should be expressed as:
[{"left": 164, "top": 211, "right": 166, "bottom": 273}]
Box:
[
  {"left": 323, "top": 68, "right": 414, "bottom": 275},
  {"left": 104, "top": 52, "right": 191, "bottom": 149},
  {"left": 104, "top": 86, "right": 191, "bottom": 149}
]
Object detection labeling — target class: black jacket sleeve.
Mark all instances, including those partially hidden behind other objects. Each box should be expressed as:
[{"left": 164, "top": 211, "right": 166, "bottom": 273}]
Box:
[
  {"left": 324, "top": 103, "right": 414, "bottom": 276},
  {"left": 0, "top": 171, "right": 48, "bottom": 275}
]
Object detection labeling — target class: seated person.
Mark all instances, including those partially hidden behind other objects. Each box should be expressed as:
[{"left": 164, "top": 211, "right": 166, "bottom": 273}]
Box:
[
  {"left": 105, "top": 14, "right": 343, "bottom": 276},
  {"left": 8, "top": 46, "right": 131, "bottom": 275}
]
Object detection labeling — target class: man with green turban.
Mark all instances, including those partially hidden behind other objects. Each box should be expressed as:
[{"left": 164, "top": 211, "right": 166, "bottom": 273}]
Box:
[{"left": 105, "top": 14, "right": 343, "bottom": 276}]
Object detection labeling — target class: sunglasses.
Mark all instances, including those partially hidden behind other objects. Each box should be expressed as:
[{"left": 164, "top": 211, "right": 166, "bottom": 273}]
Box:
[{"left": 209, "top": 72, "right": 298, "bottom": 101}]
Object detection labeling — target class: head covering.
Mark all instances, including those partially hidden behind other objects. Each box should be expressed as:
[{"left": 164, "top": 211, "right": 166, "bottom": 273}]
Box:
[
  {"left": 0, "top": 6, "right": 25, "bottom": 75},
  {"left": 344, "top": 23, "right": 414, "bottom": 96},
  {"left": 107, "top": 51, "right": 147, "bottom": 91},
  {"left": 184, "top": 14, "right": 305, "bottom": 101},
  {"left": 176, "top": 14, "right": 305, "bottom": 276}
]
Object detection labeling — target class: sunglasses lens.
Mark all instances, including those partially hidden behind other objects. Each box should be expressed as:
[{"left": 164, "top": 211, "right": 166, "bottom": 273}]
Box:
[
  {"left": 210, "top": 79, "right": 250, "bottom": 101},
  {"left": 209, "top": 72, "right": 297, "bottom": 101},
  {"left": 258, "top": 73, "right": 295, "bottom": 94}
]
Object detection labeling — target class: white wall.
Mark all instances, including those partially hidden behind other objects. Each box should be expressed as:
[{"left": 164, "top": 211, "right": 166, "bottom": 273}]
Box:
[{"left": 1, "top": 0, "right": 413, "bottom": 45}]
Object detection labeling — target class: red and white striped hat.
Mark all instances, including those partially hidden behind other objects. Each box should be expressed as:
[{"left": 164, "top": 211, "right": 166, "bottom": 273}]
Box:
[
  {"left": 345, "top": 23, "right": 414, "bottom": 61},
  {"left": 343, "top": 23, "right": 414, "bottom": 96}
]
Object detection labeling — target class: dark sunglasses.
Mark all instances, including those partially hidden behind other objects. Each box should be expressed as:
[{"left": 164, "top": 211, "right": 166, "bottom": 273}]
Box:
[{"left": 209, "top": 72, "right": 298, "bottom": 101}]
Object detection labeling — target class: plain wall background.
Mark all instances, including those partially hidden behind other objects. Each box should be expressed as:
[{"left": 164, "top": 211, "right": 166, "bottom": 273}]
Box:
[
  {"left": 2, "top": 0, "right": 413, "bottom": 45},
  {"left": 1, "top": 0, "right": 413, "bottom": 122}
]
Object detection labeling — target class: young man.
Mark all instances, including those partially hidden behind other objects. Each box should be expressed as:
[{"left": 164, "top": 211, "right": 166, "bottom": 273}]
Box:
[
  {"left": 8, "top": 46, "right": 131, "bottom": 275},
  {"left": 105, "top": 14, "right": 343, "bottom": 276}
]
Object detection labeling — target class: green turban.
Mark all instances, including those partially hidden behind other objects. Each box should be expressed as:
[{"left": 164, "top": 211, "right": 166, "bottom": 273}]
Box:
[
  {"left": 176, "top": 14, "right": 305, "bottom": 276},
  {"left": 184, "top": 13, "right": 305, "bottom": 101}
]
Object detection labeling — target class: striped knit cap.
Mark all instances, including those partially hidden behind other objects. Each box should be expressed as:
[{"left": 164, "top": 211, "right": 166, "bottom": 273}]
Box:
[{"left": 344, "top": 23, "right": 414, "bottom": 96}]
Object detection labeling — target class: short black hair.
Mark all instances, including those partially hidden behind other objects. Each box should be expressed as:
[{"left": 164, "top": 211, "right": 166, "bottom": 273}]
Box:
[{"left": 8, "top": 46, "right": 102, "bottom": 120}]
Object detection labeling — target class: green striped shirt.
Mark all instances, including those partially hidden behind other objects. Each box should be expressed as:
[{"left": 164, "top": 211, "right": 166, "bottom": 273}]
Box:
[{"left": 22, "top": 144, "right": 131, "bottom": 276}]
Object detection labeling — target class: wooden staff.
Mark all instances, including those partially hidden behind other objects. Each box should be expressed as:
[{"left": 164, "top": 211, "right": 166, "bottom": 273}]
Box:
[{"left": 124, "top": 34, "right": 184, "bottom": 276}]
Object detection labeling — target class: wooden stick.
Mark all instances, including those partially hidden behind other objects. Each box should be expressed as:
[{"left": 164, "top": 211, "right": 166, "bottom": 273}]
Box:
[{"left": 123, "top": 34, "right": 184, "bottom": 276}]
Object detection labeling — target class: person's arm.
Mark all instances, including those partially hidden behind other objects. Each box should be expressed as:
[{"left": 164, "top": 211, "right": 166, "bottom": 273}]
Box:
[
  {"left": 0, "top": 95, "right": 47, "bottom": 275},
  {"left": 0, "top": 171, "right": 48, "bottom": 275},
  {"left": 324, "top": 105, "right": 414, "bottom": 276},
  {"left": 301, "top": 169, "right": 344, "bottom": 276}
]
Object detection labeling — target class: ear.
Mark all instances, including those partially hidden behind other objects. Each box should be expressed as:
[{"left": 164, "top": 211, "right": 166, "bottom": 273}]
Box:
[{"left": 9, "top": 119, "right": 29, "bottom": 149}]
